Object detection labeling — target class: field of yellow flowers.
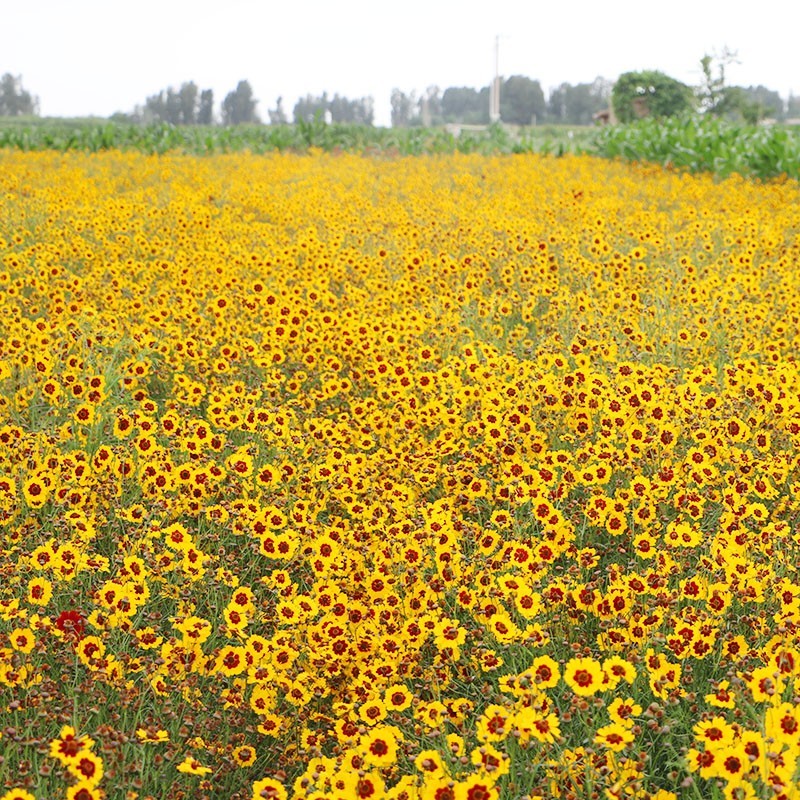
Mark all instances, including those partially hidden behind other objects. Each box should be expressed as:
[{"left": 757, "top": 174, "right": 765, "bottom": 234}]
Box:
[{"left": 1, "top": 149, "right": 800, "bottom": 800}]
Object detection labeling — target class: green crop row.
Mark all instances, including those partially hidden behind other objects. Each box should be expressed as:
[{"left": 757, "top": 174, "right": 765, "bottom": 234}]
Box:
[
  {"left": 0, "top": 119, "right": 590, "bottom": 157},
  {"left": 1, "top": 116, "right": 799, "bottom": 179}
]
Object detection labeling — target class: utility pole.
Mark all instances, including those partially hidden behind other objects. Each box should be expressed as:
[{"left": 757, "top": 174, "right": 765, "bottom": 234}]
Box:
[{"left": 490, "top": 35, "right": 501, "bottom": 123}]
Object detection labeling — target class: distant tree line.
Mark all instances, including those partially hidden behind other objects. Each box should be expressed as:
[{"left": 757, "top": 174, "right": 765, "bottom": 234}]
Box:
[
  {"left": 114, "top": 82, "right": 376, "bottom": 126},
  {"left": 4, "top": 64, "right": 800, "bottom": 126},
  {"left": 111, "top": 81, "right": 257, "bottom": 125},
  {"left": 291, "top": 92, "right": 374, "bottom": 125},
  {"left": 140, "top": 82, "right": 215, "bottom": 125},
  {"left": 391, "top": 77, "right": 613, "bottom": 126}
]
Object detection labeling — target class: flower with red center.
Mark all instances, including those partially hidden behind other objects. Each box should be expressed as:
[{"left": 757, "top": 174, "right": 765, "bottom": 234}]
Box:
[
  {"left": 215, "top": 645, "right": 247, "bottom": 676},
  {"left": 383, "top": 683, "right": 412, "bottom": 711},
  {"left": 232, "top": 745, "right": 256, "bottom": 767},
  {"left": 176, "top": 755, "right": 212, "bottom": 775},
  {"left": 75, "top": 635, "right": 105, "bottom": 666},
  {"left": 563, "top": 656, "right": 605, "bottom": 696},
  {"left": 530, "top": 655, "right": 560, "bottom": 688},
  {"left": 602, "top": 656, "right": 637, "bottom": 688},
  {"left": 414, "top": 749, "right": 447, "bottom": 776},
  {"left": 454, "top": 777, "right": 499, "bottom": 800},
  {"left": 358, "top": 698, "right": 387, "bottom": 726},
  {"left": 251, "top": 777, "right": 288, "bottom": 800},
  {"left": 23, "top": 476, "right": 49, "bottom": 508},
  {"left": 765, "top": 702, "right": 800, "bottom": 747},
  {"left": 686, "top": 747, "right": 720, "bottom": 780},
  {"left": 354, "top": 773, "right": 385, "bottom": 799},
  {"left": 49, "top": 726, "right": 95, "bottom": 766},
  {"left": 27, "top": 575, "right": 53, "bottom": 606},
  {"left": 514, "top": 705, "right": 561, "bottom": 744},
  {"left": 716, "top": 744, "right": 751, "bottom": 785},
  {"left": 163, "top": 523, "right": 193, "bottom": 552},
  {"left": 476, "top": 704, "right": 512, "bottom": 743},
  {"left": 594, "top": 722, "right": 635, "bottom": 752},
  {"left": 360, "top": 725, "right": 401, "bottom": 768},
  {"left": 693, "top": 717, "right": 735, "bottom": 751},
  {"left": 66, "top": 785, "right": 103, "bottom": 800},
  {"left": 1, "top": 790, "right": 37, "bottom": 800},
  {"left": 67, "top": 751, "right": 104, "bottom": 785},
  {"left": 9, "top": 628, "right": 35, "bottom": 654},
  {"left": 470, "top": 742, "right": 509, "bottom": 776}
]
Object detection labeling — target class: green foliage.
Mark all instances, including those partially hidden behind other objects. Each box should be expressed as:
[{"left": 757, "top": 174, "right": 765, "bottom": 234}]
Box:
[
  {"left": 293, "top": 92, "right": 374, "bottom": 125},
  {"left": 612, "top": 70, "right": 694, "bottom": 123},
  {"left": 266, "top": 97, "right": 288, "bottom": 126},
  {"left": 0, "top": 73, "right": 38, "bottom": 116},
  {"left": 696, "top": 51, "right": 783, "bottom": 124},
  {"left": 591, "top": 114, "right": 800, "bottom": 180},
  {"left": 221, "top": 80, "right": 258, "bottom": 125},
  {"left": 0, "top": 118, "right": 591, "bottom": 157},
  {"left": 142, "top": 82, "right": 212, "bottom": 125},
  {"left": 548, "top": 78, "right": 612, "bottom": 125},
  {"left": 2, "top": 116, "right": 798, "bottom": 182},
  {"left": 390, "top": 88, "right": 418, "bottom": 127},
  {"left": 499, "top": 75, "right": 546, "bottom": 125},
  {"left": 441, "top": 86, "right": 490, "bottom": 124},
  {"left": 328, "top": 93, "right": 374, "bottom": 125}
]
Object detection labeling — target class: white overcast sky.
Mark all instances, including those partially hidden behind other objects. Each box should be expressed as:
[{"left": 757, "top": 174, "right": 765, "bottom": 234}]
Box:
[{"left": 4, "top": 0, "right": 798, "bottom": 125}]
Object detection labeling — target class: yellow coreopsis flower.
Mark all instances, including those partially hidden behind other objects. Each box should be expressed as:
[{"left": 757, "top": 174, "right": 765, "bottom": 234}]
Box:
[
  {"left": 360, "top": 724, "right": 402, "bottom": 768},
  {"left": 49, "top": 726, "right": 96, "bottom": 766},
  {"left": 250, "top": 777, "right": 288, "bottom": 800},
  {"left": 594, "top": 722, "right": 635, "bottom": 752},
  {"left": 563, "top": 656, "right": 605, "bottom": 697},
  {"left": 136, "top": 728, "right": 170, "bottom": 743},
  {"left": 176, "top": 755, "right": 212, "bottom": 775},
  {"left": 66, "top": 750, "right": 104, "bottom": 786}
]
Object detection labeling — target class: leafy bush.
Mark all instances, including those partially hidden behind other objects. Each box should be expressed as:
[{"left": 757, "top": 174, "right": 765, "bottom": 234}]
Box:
[{"left": 612, "top": 71, "right": 695, "bottom": 123}]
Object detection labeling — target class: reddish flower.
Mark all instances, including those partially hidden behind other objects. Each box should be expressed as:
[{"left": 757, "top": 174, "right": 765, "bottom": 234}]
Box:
[{"left": 55, "top": 610, "right": 85, "bottom": 641}]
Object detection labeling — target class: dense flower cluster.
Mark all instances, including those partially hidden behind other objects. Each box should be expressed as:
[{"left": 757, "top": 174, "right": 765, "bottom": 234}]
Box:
[{"left": 1, "top": 150, "right": 799, "bottom": 799}]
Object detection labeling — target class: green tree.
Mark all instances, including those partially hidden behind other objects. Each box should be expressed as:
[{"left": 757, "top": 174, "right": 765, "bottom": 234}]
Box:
[
  {"left": 418, "top": 86, "right": 442, "bottom": 126},
  {"left": 441, "top": 86, "right": 489, "bottom": 124},
  {"left": 142, "top": 82, "right": 211, "bottom": 124},
  {"left": 222, "top": 80, "right": 259, "bottom": 125},
  {"left": 0, "top": 73, "right": 38, "bottom": 116},
  {"left": 390, "top": 89, "right": 417, "bottom": 127},
  {"left": 734, "top": 85, "right": 784, "bottom": 122},
  {"left": 612, "top": 70, "right": 694, "bottom": 122},
  {"left": 293, "top": 93, "right": 329, "bottom": 123},
  {"left": 353, "top": 96, "right": 374, "bottom": 126},
  {"left": 328, "top": 94, "right": 374, "bottom": 125},
  {"left": 143, "top": 90, "right": 167, "bottom": 122},
  {"left": 500, "top": 75, "right": 545, "bottom": 125},
  {"left": 165, "top": 87, "right": 182, "bottom": 124},
  {"left": 268, "top": 96, "right": 288, "bottom": 125},
  {"left": 178, "top": 82, "right": 198, "bottom": 125},
  {"left": 197, "top": 89, "right": 214, "bottom": 125},
  {"left": 548, "top": 78, "right": 611, "bottom": 125}
]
